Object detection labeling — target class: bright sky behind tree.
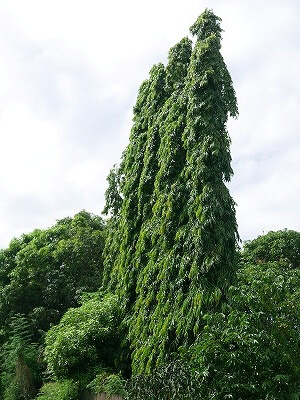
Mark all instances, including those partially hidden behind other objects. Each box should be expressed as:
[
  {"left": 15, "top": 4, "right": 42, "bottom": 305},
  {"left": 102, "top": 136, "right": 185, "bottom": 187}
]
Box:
[{"left": 0, "top": 0, "right": 299, "bottom": 247}]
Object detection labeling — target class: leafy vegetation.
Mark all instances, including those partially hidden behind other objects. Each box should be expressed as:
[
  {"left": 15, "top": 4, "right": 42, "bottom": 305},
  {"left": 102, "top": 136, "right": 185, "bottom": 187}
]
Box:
[
  {"left": 44, "top": 293, "right": 122, "bottom": 380},
  {"left": 103, "top": 8, "right": 239, "bottom": 375},
  {"left": 0, "top": 210, "right": 106, "bottom": 340},
  {"left": 242, "top": 229, "right": 300, "bottom": 268},
  {"left": 0, "top": 211, "right": 106, "bottom": 399},
  {"left": 1, "top": 315, "right": 42, "bottom": 400},
  {"left": 188, "top": 260, "right": 300, "bottom": 399},
  {"left": 0, "top": 8, "right": 299, "bottom": 400},
  {"left": 37, "top": 380, "right": 79, "bottom": 400}
]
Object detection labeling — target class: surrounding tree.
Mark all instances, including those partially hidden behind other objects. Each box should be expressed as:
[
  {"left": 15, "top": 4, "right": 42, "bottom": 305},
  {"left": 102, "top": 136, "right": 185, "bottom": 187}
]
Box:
[
  {"left": 0, "top": 211, "right": 106, "bottom": 341},
  {"left": 188, "top": 260, "right": 300, "bottom": 399},
  {"left": 242, "top": 229, "right": 300, "bottom": 268}
]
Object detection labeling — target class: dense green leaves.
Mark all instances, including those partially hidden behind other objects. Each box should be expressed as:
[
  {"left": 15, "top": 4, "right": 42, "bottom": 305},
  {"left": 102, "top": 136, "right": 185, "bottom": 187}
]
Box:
[
  {"left": 189, "top": 260, "right": 300, "bottom": 399},
  {"left": 0, "top": 211, "right": 107, "bottom": 400},
  {"left": 0, "top": 211, "right": 106, "bottom": 340},
  {"left": 242, "top": 229, "right": 300, "bottom": 268},
  {"left": 103, "top": 63, "right": 167, "bottom": 304},
  {"left": 103, "top": 8, "right": 239, "bottom": 375},
  {"left": 44, "top": 293, "right": 122, "bottom": 380}
]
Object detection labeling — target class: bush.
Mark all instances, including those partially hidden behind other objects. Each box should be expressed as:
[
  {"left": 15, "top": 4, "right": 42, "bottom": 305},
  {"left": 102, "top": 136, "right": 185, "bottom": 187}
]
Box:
[
  {"left": 37, "top": 380, "right": 79, "bottom": 400},
  {"left": 87, "top": 373, "right": 127, "bottom": 399},
  {"left": 44, "top": 293, "right": 122, "bottom": 380}
]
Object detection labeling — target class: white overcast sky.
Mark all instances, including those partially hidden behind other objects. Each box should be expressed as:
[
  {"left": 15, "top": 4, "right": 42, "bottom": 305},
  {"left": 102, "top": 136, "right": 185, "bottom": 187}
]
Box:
[{"left": 0, "top": 0, "right": 299, "bottom": 248}]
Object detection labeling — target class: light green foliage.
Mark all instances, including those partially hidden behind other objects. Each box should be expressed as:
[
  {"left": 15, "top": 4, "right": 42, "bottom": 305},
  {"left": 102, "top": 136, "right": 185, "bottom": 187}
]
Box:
[
  {"left": 87, "top": 372, "right": 127, "bottom": 399},
  {"left": 0, "top": 211, "right": 106, "bottom": 340},
  {"left": 1, "top": 315, "right": 41, "bottom": 400},
  {"left": 36, "top": 380, "right": 79, "bottom": 400},
  {"left": 103, "top": 9, "right": 239, "bottom": 375},
  {"left": 44, "top": 293, "right": 122, "bottom": 380}
]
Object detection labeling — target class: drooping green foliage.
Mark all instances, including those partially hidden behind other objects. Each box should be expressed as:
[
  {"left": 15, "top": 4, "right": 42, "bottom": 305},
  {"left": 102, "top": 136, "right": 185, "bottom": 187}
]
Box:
[
  {"left": 129, "top": 37, "right": 193, "bottom": 373},
  {"left": 103, "top": 63, "right": 167, "bottom": 304},
  {"left": 0, "top": 211, "right": 106, "bottom": 340},
  {"left": 44, "top": 293, "right": 122, "bottom": 381},
  {"left": 102, "top": 8, "right": 239, "bottom": 374}
]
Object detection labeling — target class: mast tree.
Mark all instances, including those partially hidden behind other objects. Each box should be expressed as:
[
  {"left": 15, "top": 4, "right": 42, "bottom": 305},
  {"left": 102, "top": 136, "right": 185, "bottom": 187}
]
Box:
[{"left": 103, "top": 9, "right": 239, "bottom": 375}]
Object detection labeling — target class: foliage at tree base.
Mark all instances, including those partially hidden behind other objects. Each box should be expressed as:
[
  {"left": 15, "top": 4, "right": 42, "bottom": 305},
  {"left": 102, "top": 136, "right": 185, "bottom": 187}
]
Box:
[
  {"left": 36, "top": 380, "right": 79, "bottom": 400},
  {"left": 87, "top": 373, "right": 128, "bottom": 399}
]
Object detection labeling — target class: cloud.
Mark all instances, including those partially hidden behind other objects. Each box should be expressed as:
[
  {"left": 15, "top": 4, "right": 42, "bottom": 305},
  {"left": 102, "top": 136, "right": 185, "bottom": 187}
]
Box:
[{"left": 0, "top": 0, "right": 299, "bottom": 247}]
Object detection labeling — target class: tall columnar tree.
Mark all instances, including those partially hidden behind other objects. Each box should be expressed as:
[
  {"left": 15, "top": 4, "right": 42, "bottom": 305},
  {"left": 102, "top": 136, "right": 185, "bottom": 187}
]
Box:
[
  {"left": 103, "top": 63, "right": 167, "bottom": 305},
  {"left": 130, "top": 37, "right": 193, "bottom": 372},
  {"left": 103, "top": 9, "right": 238, "bottom": 375}
]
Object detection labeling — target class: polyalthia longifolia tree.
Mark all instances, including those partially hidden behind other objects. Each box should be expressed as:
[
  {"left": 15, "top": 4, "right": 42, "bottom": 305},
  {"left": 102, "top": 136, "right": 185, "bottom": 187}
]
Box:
[
  {"left": 102, "top": 63, "right": 167, "bottom": 304},
  {"left": 103, "top": 9, "right": 238, "bottom": 375}
]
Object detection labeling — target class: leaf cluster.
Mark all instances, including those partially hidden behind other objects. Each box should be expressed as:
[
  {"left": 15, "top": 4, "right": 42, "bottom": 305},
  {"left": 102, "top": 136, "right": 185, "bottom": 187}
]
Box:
[{"left": 44, "top": 293, "right": 122, "bottom": 380}]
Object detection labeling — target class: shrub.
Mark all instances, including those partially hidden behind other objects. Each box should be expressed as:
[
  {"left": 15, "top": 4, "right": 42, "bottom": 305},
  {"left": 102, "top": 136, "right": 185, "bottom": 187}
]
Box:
[
  {"left": 87, "top": 373, "right": 127, "bottom": 399},
  {"left": 37, "top": 380, "right": 79, "bottom": 400}
]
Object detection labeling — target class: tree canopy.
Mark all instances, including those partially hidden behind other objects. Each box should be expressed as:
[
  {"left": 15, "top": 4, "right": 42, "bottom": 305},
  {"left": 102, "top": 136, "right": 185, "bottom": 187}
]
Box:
[{"left": 0, "top": 211, "right": 106, "bottom": 341}]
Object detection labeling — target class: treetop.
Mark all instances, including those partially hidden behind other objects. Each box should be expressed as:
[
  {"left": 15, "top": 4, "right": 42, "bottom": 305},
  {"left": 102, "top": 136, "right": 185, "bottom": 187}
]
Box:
[{"left": 190, "top": 9, "right": 222, "bottom": 42}]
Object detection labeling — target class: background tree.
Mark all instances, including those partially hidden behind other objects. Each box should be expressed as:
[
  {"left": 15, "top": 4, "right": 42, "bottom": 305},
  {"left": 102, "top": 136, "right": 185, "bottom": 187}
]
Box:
[
  {"left": 242, "top": 229, "right": 300, "bottom": 268},
  {"left": 0, "top": 210, "right": 106, "bottom": 341},
  {"left": 188, "top": 257, "right": 300, "bottom": 398}
]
